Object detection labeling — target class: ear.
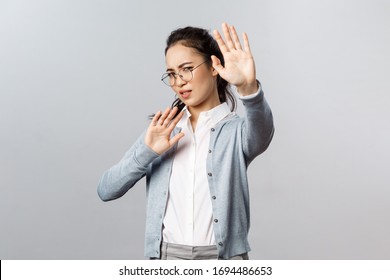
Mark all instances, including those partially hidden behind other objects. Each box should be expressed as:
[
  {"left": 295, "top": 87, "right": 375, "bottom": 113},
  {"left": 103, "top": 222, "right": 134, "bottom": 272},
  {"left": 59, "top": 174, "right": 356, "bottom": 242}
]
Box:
[
  {"left": 211, "top": 55, "right": 223, "bottom": 77},
  {"left": 212, "top": 67, "right": 219, "bottom": 77}
]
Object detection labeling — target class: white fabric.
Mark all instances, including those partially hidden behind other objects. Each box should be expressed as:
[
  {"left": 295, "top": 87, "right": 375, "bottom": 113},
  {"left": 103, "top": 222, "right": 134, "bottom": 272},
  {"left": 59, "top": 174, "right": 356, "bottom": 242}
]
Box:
[
  {"left": 162, "top": 86, "right": 261, "bottom": 246},
  {"left": 162, "top": 102, "right": 232, "bottom": 246}
]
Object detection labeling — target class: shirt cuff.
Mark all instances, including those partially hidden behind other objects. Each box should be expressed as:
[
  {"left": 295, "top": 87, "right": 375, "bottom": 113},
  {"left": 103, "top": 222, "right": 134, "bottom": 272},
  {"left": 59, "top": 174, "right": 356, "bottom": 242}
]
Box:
[{"left": 233, "top": 81, "right": 262, "bottom": 100}]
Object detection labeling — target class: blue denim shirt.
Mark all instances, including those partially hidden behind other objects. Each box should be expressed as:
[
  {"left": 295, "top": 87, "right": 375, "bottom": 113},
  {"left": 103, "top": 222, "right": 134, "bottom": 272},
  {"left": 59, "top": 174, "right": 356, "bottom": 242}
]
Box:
[{"left": 98, "top": 88, "right": 274, "bottom": 259}]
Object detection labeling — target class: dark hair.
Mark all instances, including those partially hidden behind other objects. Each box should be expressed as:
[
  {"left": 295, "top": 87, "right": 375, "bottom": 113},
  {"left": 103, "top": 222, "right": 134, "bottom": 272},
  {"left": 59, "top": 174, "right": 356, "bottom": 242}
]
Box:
[{"left": 165, "top": 26, "right": 237, "bottom": 115}]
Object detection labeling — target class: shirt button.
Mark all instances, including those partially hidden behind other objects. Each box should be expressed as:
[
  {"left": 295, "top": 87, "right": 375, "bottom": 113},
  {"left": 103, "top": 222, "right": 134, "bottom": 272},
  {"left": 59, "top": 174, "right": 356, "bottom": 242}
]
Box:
[
  {"left": 208, "top": 150, "right": 212, "bottom": 153},
  {"left": 211, "top": 128, "right": 215, "bottom": 132},
  {"left": 218, "top": 242, "right": 223, "bottom": 246},
  {"left": 214, "top": 219, "right": 218, "bottom": 223},
  {"left": 212, "top": 196, "right": 216, "bottom": 200},
  {"left": 208, "top": 172, "right": 212, "bottom": 176}
]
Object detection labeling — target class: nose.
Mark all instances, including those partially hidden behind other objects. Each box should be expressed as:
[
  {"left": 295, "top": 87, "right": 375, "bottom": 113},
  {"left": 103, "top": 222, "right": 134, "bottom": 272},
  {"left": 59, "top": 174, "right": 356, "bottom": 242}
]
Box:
[{"left": 174, "top": 75, "right": 187, "bottom": 87}]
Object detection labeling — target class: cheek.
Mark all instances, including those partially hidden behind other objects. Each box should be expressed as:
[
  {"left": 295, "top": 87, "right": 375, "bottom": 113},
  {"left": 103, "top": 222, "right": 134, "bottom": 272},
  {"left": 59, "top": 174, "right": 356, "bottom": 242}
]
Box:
[
  {"left": 195, "top": 69, "right": 209, "bottom": 81},
  {"left": 193, "top": 69, "right": 214, "bottom": 87}
]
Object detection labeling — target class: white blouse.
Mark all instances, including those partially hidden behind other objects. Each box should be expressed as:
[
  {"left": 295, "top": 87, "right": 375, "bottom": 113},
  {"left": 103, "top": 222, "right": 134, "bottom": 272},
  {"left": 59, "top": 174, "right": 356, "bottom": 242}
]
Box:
[{"left": 162, "top": 102, "right": 232, "bottom": 246}]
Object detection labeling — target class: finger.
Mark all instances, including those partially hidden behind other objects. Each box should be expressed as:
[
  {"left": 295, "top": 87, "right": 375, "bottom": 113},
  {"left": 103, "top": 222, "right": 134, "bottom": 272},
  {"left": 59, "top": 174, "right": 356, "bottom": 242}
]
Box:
[
  {"left": 213, "top": 29, "right": 229, "bottom": 54},
  {"left": 169, "top": 132, "right": 185, "bottom": 146},
  {"left": 243, "top": 32, "right": 252, "bottom": 54},
  {"left": 162, "top": 106, "right": 178, "bottom": 126},
  {"left": 230, "top": 25, "right": 243, "bottom": 51},
  {"left": 150, "top": 110, "right": 161, "bottom": 126},
  {"left": 222, "top": 22, "right": 236, "bottom": 50},
  {"left": 158, "top": 107, "right": 170, "bottom": 125},
  {"left": 168, "top": 109, "right": 184, "bottom": 129}
]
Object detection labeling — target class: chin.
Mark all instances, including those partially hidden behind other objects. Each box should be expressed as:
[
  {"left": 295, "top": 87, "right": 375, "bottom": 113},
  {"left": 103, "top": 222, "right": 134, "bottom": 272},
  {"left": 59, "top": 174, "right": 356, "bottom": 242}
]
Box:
[{"left": 182, "top": 100, "right": 199, "bottom": 108}]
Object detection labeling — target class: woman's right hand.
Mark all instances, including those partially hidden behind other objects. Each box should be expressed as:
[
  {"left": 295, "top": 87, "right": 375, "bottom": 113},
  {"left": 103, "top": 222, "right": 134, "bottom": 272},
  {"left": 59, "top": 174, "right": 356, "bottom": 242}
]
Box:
[{"left": 145, "top": 107, "right": 185, "bottom": 155}]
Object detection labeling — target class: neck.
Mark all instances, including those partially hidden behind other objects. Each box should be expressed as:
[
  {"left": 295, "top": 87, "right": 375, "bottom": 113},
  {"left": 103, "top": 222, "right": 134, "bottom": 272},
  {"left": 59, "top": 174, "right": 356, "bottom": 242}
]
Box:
[{"left": 188, "top": 99, "right": 221, "bottom": 131}]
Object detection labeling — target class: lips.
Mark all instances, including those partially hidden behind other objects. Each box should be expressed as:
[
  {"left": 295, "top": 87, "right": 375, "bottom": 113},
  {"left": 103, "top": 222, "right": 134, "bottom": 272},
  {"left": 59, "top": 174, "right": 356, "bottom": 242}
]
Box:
[{"left": 179, "top": 90, "right": 192, "bottom": 99}]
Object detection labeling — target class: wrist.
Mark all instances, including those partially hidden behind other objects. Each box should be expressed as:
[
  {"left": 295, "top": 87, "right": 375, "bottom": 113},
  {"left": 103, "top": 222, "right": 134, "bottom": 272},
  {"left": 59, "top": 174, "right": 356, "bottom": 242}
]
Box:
[{"left": 236, "top": 80, "right": 259, "bottom": 96}]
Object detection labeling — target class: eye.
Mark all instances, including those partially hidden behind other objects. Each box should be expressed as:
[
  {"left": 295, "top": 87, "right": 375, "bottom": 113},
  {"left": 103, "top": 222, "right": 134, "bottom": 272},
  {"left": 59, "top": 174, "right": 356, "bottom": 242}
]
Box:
[
  {"left": 167, "top": 72, "right": 176, "bottom": 78},
  {"left": 182, "top": 67, "right": 193, "bottom": 72}
]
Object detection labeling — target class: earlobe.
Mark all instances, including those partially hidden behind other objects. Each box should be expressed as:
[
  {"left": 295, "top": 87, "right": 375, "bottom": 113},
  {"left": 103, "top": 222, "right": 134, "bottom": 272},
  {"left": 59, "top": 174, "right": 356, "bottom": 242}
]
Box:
[{"left": 210, "top": 55, "right": 222, "bottom": 76}]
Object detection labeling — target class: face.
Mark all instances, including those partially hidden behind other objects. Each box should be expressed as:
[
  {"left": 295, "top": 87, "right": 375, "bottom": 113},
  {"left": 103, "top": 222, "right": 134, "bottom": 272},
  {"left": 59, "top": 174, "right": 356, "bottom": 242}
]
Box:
[{"left": 165, "top": 44, "right": 220, "bottom": 113}]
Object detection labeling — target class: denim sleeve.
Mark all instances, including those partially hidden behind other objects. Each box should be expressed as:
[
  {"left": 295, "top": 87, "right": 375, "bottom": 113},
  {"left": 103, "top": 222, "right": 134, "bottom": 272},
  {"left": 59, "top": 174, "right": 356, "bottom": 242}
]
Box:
[{"left": 97, "top": 131, "right": 160, "bottom": 201}]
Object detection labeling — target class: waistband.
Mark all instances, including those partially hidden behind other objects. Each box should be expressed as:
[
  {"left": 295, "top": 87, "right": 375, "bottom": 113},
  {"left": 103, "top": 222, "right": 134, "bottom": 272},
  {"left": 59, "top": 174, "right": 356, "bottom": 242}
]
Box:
[{"left": 160, "top": 242, "right": 218, "bottom": 260}]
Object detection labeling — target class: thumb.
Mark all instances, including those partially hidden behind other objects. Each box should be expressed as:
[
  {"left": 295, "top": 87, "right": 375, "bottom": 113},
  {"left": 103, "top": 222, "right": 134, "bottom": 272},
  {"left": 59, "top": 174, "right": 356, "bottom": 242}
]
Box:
[
  {"left": 211, "top": 55, "right": 224, "bottom": 74},
  {"left": 169, "top": 132, "right": 185, "bottom": 146}
]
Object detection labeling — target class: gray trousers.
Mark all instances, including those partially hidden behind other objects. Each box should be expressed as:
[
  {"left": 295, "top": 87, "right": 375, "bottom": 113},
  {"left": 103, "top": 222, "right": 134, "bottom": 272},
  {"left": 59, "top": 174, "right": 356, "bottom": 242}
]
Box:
[{"left": 154, "top": 242, "right": 249, "bottom": 260}]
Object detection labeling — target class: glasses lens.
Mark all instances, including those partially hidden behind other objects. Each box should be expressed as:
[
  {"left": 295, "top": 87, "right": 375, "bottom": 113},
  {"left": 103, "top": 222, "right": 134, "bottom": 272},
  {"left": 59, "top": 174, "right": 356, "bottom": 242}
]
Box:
[
  {"left": 161, "top": 67, "right": 195, "bottom": 87},
  {"left": 179, "top": 68, "right": 193, "bottom": 82},
  {"left": 161, "top": 73, "right": 173, "bottom": 86}
]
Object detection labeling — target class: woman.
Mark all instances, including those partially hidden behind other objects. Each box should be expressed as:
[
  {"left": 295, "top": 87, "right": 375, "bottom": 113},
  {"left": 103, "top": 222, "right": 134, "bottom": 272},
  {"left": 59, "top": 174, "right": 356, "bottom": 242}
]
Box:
[{"left": 98, "top": 23, "right": 274, "bottom": 260}]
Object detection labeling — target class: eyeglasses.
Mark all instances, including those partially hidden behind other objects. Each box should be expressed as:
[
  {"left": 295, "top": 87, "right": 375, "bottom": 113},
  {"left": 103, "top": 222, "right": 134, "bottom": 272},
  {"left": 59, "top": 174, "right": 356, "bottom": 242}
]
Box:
[{"left": 161, "top": 61, "right": 207, "bottom": 87}]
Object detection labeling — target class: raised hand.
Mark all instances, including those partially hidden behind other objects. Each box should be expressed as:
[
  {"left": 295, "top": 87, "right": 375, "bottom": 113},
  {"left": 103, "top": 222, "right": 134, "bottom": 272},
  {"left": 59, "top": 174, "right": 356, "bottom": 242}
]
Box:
[
  {"left": 145, "top": 107, "right": 185, "bottom": 155},
  {"left": 212, "top": 23, "right": 258, "bottom": 96}
]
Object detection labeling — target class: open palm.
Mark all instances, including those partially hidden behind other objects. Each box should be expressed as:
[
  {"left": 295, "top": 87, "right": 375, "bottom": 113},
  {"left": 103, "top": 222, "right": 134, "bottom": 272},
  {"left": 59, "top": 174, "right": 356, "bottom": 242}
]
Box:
[
  {"left": 145, "top": 107, "right": 184, "bottom": 155},
  {"left": 212, "top": 23, "right": 258, "bottom": 95}
]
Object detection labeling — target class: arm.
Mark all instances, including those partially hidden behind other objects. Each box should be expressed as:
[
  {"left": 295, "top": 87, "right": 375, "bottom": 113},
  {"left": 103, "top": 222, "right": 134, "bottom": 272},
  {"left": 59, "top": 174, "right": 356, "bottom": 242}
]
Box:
[
  {"left": 97, "top": 107, "right": 184, "bottom": 201},
  {"left": 238, "top": 83, "right": 274, "bottom": 164},
  {"left": 97, "top": 131, "right": 160, "bottom": 201},
  {"left": 213, "top": 23, "right": 274, "bottom": 162}
]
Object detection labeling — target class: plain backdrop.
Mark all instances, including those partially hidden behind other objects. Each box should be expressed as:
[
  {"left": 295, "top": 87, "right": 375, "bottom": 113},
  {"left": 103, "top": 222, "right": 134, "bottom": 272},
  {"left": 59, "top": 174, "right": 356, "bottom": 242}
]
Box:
[{"left": 1, "top": 0, "right": 389, "bottom": 259}]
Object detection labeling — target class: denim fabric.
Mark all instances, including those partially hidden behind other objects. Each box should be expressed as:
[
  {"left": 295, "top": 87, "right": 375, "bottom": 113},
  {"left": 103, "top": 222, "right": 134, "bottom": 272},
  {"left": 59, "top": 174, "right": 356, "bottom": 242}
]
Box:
[{"left": 97, "top": 88, "right": 274, "bottom": 259}]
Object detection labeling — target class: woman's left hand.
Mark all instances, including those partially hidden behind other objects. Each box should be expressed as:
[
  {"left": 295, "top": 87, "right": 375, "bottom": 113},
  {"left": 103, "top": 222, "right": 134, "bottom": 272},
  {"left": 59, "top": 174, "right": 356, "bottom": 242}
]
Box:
[{"left": 212, "top": 22, "right": 258, "bottom": 96}]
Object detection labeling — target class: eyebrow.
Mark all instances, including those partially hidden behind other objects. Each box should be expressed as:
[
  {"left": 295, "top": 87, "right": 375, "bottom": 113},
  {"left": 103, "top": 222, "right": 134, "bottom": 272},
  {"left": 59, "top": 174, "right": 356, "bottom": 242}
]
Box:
[{"left": 166, "top": 61, "right": 193, "bottom": 72}]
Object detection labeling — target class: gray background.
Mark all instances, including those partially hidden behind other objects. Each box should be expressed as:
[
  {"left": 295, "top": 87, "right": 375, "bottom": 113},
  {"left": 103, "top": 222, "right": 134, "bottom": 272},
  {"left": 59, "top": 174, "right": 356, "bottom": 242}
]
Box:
[{"left": 1, "top": 0, "right": 389, "bottom": 259}]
